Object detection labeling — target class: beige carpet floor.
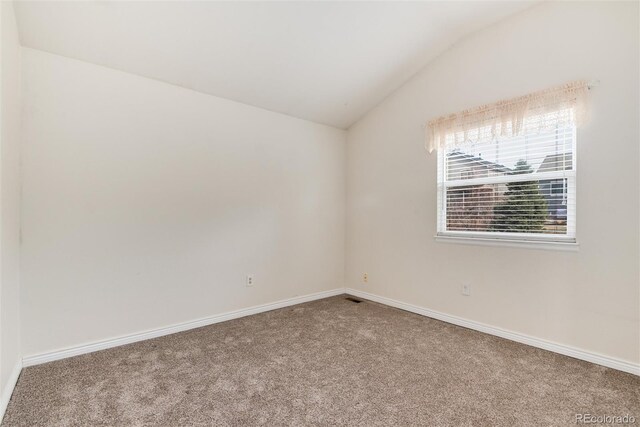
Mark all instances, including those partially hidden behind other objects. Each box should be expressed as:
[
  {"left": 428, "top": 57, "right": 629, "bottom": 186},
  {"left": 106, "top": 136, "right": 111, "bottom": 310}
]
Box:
[{"left": 3, "top": 295, "right": 639, "bottom": 426}]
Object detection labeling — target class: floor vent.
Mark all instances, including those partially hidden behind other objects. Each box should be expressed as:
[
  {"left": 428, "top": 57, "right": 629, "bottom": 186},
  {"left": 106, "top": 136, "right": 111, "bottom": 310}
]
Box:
[{"left": 345, "top": 297, "right": 363, "bottom": 303}]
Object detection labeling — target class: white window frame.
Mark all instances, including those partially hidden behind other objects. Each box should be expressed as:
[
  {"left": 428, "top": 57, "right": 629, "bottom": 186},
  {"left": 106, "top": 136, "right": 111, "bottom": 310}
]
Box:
[{"left": 435, "top": 126, "right": 578, "bottom": 251}]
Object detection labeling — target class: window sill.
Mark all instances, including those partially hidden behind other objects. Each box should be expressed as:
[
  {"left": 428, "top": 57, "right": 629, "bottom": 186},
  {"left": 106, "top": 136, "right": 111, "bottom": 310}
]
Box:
[{"left": 434, "top": 235, "right": 579, "bottom": 252}]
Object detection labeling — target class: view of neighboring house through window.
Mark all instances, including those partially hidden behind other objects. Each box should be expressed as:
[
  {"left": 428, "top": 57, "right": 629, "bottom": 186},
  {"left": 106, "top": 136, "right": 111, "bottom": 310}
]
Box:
[{"left": 437, "top": 110, "right": 576, "bottom": 242}]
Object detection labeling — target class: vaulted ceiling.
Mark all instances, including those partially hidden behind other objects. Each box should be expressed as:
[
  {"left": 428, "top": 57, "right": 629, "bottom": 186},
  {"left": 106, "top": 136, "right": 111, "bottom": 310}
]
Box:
[{"left": 14, "top": 1, "right": 534, "bottom": 129}]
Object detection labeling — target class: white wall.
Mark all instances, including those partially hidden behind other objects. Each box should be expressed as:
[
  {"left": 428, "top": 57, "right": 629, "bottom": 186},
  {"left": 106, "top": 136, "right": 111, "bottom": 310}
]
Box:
[
  {"left": 0, "top": 0, "right": 23, "bottom": 407},
  {"left": 21, "top": 49, "right": 346, "bottom": 357},
  {"left": 346, "top": 2, "right": 639, "bottom": 364}
]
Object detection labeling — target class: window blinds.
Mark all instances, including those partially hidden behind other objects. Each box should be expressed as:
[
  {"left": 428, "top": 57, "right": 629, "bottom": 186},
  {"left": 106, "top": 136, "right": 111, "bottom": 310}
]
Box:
[
  {"left": 428, "top": 81, "right": 589, "bottom": 242},
  {"left": 436, "top": 117, "right": 576, "bottom": 241}
]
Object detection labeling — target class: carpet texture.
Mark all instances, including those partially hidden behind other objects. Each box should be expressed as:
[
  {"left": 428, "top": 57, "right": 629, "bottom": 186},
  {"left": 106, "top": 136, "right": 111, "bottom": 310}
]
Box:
[{"left": 3, "top": 295, "right": 639, "bottom": 426}]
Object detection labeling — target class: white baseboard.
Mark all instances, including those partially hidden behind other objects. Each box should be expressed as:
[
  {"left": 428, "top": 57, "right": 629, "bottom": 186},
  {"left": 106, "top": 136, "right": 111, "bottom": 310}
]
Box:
[
  {"left": 346, "top": 288, "right": 640, "bottom": 376},
  {"left": 22, "top": 288, "right": 345, "bottom": 367},
  {"left": 0, "top": 360, "right": 23, "bottom": 424},
  {"left": 22, "top": 286, "right": 639, "bottom": 377}
]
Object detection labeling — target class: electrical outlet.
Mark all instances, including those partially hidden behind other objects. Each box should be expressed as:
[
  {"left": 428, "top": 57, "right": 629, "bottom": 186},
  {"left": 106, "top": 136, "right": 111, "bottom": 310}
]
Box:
[
  {"left": 461, "top": 283, "right": 471, "bottom": 296},
  {"left": 363, "top": 273, "right": 368, "bottom": 283},
  {"left": 246, "top": 274, "right": 254, "bottom": 287}
]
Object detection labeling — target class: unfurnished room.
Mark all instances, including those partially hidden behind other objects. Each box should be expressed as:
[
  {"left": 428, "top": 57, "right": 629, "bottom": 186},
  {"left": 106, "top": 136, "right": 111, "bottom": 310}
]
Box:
[{"left": 0, "top": 1, "right": 638, "bottom": 426}]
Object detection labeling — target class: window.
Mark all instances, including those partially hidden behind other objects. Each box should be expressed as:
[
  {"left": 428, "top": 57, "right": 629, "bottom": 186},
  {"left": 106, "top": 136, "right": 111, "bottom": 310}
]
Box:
[
  {"left": 426, "top": 81, "right": 588, "bottom": 248},
  {"left": 436, "top": 112, "right": 576, "bottom": 244}
]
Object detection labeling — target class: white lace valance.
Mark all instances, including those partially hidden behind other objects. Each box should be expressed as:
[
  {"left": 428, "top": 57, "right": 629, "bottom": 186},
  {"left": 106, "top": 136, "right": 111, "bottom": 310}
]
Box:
[{"left": 425, "top": 80, "right": 590, "bottom": 153}]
